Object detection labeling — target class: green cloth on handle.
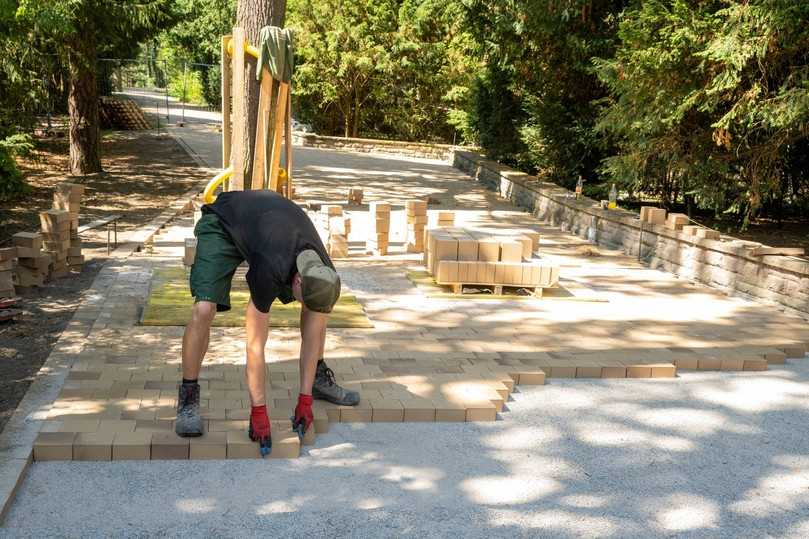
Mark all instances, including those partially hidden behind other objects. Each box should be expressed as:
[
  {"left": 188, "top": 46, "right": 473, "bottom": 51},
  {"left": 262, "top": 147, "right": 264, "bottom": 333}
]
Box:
[{"left": 257, "top": 26, "right": 294, "bottom": 82}]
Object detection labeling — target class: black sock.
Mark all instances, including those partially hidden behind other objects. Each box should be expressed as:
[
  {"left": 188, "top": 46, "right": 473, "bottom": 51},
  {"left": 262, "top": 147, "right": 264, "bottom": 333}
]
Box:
[{"left": 182, "top": 378, "right": 198, "bottom": 385}]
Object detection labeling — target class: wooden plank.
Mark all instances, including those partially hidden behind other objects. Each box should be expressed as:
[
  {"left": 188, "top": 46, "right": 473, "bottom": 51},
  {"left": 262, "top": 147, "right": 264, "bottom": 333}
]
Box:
[
  {"left": 268, "top": 82, "right": 289, "bottom": 193},
  {"left": 284, "top": 89, "right": 293, "bottom": 198},
  {"left": 749, "top": 246, "right": 805, "bottom": 257},
  {"left": 76, "top": 214, "right": 122, "bottom": 233},
  {"left": 221, "top": 35, "right": 232, "bottom": 176},
  {"left": 230, "top": 27, "right": 246, "bottom": 191},
  {"left": 250, "top": 68, "right": 274, "bottom": 190}
]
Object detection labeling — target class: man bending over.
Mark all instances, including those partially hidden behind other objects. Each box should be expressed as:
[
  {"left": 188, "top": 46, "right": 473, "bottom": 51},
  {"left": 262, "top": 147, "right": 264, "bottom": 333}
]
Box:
[{"left": 175, "top": 190, "right": 359, "bottom": 453}]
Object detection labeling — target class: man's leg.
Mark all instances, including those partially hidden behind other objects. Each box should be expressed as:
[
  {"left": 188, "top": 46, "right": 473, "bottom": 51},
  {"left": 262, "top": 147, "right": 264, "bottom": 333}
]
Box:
[
  {"left": 181, "top": 301, "right": 217, "bottom": 379},
  {"left": 245, "top": 299, "right": 271, "bottom": 454},
  {"left": 176, "top": 301, "right": 216, "bottom": 437}
]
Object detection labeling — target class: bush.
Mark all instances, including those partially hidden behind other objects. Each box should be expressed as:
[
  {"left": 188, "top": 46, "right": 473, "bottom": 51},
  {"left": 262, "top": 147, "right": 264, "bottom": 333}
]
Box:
[
  {"left": 168, "top": 69, "right": 206, "bottom": 105},
  {"left": 0, "top": 134, "right": 33, "bottom": 201}
]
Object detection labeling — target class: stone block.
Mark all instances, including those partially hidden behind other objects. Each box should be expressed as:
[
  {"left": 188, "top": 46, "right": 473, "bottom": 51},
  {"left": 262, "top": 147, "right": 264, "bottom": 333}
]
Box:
[{"left": 33, "top": 432, "right": 75, "bottom": 461}]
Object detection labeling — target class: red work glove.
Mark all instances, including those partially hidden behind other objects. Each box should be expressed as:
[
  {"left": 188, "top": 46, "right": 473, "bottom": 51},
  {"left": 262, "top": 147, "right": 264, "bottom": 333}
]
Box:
[
  {"left": 249, "top": 404, "right": 271, "bottom": 440},
  {"left": 292, "top": 393, "right": 314, "bottom": 437}
]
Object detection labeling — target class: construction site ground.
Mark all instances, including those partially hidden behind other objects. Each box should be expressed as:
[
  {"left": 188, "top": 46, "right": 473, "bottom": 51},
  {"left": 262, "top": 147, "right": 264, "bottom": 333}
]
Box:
[{"left": 3, "top": 125, "right": 809, "bottom": 536}]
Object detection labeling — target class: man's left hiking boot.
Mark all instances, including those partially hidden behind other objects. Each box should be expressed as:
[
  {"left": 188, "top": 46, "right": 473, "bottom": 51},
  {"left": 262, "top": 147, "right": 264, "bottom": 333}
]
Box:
[
  {"left": 175, "top": 382, "right": 203, "bottom": 437},
  {"left": 312, "top": 359, "right": 360, "bottom": 406}
]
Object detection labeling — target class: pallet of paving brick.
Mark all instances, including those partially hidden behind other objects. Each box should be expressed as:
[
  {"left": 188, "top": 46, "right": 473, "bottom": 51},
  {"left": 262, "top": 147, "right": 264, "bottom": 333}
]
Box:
[{"left": 435, "top": 260, "right": 559, "bottom": 296}]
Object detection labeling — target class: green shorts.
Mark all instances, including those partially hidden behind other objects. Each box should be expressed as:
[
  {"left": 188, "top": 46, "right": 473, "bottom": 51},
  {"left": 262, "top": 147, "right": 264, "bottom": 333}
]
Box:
[{"left": 189, "top": 212, "right": 244, "bottom": 312}]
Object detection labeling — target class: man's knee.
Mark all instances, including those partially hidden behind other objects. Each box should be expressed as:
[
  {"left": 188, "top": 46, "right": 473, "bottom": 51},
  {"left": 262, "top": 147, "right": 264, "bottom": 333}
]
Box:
[{"left": 190, "top": 301, "right": 217, "bottom": 326}]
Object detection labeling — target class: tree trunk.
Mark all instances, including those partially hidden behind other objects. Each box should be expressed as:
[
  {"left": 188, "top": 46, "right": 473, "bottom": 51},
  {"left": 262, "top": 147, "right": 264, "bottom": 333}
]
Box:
[
  {"left": 236, "top": 0, "right": 286, "bottom": 183},
  {"left": 68, "top": 33, "right": 102, "bottom": 175},
  {"left": 351, "top": 89, "right": 360, "bottom": 138}
]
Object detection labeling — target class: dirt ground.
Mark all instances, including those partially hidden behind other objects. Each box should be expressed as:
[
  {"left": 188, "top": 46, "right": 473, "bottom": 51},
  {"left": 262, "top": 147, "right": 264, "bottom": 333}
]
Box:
[{"left": 0, "top": 129, "right": 207, "bottom": 435}]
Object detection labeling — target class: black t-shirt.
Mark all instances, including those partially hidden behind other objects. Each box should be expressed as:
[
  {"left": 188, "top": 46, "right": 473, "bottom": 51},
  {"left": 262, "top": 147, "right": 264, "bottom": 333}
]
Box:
[{"left": 204, "top": 190, "right": 333, "bottom": 313}]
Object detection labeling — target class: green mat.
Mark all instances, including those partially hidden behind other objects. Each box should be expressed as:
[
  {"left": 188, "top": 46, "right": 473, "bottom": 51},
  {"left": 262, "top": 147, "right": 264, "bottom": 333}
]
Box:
[
  {"left": 406, "top": 270, "right": 607, "bottom": 302},
  {"left": 141, "top": 267, "right": 373, "bottom": 327}
]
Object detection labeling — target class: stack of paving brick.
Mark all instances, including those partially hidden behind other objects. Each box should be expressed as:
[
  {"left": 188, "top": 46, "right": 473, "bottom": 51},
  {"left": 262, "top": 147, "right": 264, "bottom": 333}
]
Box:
[
  {"left": 40, "top": 209, "right": 71, "bottom": 279},
  {"left": 366, "top": 202, "right": 390, "bottom": 255},
  {"left": 0, "top": 247, "right": 15, "bottom": 298},
  {"left": 327, "top": 216, "right": 349, "bottom": 258},
  {"left": 406, "top": 200, "right": 428, "bottom": 253},
  {"left": 12, "top": 232, "right": 48, "bottom": 288},
  {"left": 640, "top": 205, "right": 721, "bottom": 239},
  {"left": 425, "top": 227, "right": 557, "bottom": 291},
  {"left": 347, "top": 187, "right": 363, "bottom": 205},
  {"left": 183, "top": 238, "right": 197, "bottom": 266},
  {"left": 54, "top": 183, "right": 85, "bottom": 271}
]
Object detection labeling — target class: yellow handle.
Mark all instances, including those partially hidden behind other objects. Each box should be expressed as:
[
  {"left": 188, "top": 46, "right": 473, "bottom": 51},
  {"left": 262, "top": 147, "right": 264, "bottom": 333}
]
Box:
[
  {"left": 226, "top": 38, "right": 260, "bottom": 60},
  {"left": 203, "top": 167, "right": 233, "bottom": 204}
]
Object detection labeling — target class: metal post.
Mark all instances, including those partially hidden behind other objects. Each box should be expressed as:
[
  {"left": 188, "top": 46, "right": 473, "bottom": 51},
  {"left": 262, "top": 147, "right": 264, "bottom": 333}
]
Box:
[
  {"left": 164, "top": 60, "right": 170, "bottom": 122},
  {"left": 181, "top": 62, "right": 187, "bottom": 124}
]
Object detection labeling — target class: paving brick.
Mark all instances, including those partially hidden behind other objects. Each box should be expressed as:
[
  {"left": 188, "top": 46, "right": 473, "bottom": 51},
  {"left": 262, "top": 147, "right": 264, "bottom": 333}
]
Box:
[
  {"left": 516, "top": 371, "right": 546, "bottom": 385},
  {"left": 401, "top": 399, "right": 435, "bottom": 422},
  {"left": 33, "top": 432, "right": 75, "bottom": 461},
  {"left": 98, "top": 419, "right": 137, "bottom": 433},
  {"left": 719, "top": 358, "right": 744, "bottom": 371},
  {"left": 58, "top": 419, "right": 100, "bottom": 433},
  {"left": 432, "top": 400, "right": 466, "bottom": 422},
  {"left": 743, "top": 359, "right": 768, "bottom": 371},
  {"left": 151, "top": 432, "right": 190, "bottom": 460},
  {"left": 466, "top": 402, "right": 497, "bottom": 422},
  {"left": 340, "top": 400, "right": 373, "bottom": 422},
  {"left": 650, "top": 364, "right": 677, "bottom": 378},
  {"left": 190, "top": 432, "right": 227, "bottom": 459},
  {"left": 576, "top": 366, "right": 602, "bottom": 378},
  {"left": 673, "top": 357, "right": 699, "bottom": 370},
  {"left": 112, "top": 432, "right": 152, "bottom": 460},
  {"left": 697, "top": 358, "right": 722, "bottom": 370},
  {"left": 73, "top": 432, "right": 115, "bottom": 461},
  {"left": 369, "top": 399, "right": 404, "bottom": 422},
  {"left": 270, "top": 428, "right": 301, "bottom": 459},
  {"left": 226, "top": 430, "right": 262, "bottom": 459},
  {"left": 626, "top": 366, "right": 652, "bottom": 378},
  {"left": 549, "top": 366, "right": 576, "bottom": 378}
]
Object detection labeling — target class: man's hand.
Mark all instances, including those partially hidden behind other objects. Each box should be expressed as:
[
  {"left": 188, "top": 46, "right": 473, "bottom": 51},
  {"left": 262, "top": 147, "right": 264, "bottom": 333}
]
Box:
[{"left": 292, "top": 393, "right": 313, "bottom": 439}]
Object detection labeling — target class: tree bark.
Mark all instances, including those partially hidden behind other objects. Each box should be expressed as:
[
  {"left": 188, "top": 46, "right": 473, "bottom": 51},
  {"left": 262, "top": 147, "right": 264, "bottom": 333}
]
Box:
[
  {"left": 236, "top": 0, "right": 286, "bottom": 183},
  {"left": 68, "top": 33, "right": 102, "bottom": 175}
]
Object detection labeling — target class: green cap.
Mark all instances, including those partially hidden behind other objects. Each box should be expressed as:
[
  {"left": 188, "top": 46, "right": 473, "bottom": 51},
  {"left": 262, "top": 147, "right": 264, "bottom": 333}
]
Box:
[{"left": 296, "top": 249, "right": 341, "bottom": 313}]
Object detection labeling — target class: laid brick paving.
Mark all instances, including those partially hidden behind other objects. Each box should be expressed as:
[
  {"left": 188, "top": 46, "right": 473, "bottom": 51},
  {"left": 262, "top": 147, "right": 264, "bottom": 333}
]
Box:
[{"left": 30, "top": 148, "right": 809, "bottom": 461}]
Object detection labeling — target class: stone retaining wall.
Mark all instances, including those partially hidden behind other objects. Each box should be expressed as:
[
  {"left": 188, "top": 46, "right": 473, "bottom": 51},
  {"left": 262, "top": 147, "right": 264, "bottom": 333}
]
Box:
[
  {"left": 296, "top": 133, "right": 467, "bottom": 161},
  {"left": 453, "top": 150, "right": 809, "bottom": 316}
]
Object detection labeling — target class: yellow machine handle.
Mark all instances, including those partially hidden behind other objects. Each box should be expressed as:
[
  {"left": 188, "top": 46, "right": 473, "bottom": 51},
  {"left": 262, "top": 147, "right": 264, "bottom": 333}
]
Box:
[
  {"left": 203, "top": 167, "right": 233, "bottom": 204},
  {"left": 226, "top": 38, "right": 260, "bottom": 60}
]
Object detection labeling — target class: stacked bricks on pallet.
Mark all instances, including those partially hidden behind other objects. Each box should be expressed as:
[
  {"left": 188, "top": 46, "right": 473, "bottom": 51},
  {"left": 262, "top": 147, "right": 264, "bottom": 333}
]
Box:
[
  {"left": 39, "top": 209, "right": 71, "bottom": 279},
  {"left": 406, "top": 200, "right": 428, "bottom": 253},
  {"left": 366, "top": 202, "right": 390, "bottom": 255},
  {"left": 347, "top": 187, "right": 363, "bottom": 205},
  {"left": 11, "top": 233, "right": 48, "bottom": 288},
  {"left": 54, "top": 183, "right": 85, "bottom": 271},
  {"left": 0, "top": 247, "right": 15, "bottom": 298},
  {"left": 425, "top": 227, "right": 555, "bottom": 290}
]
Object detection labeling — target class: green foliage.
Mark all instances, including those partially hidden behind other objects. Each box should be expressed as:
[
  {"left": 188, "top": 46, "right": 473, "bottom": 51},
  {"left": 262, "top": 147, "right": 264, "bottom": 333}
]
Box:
[
  {"left": 0, "top": 134, "right": 33, "bottom": 200},
  {"left": 462, "top": 0, "right": 627, "bottom": 186},
  {"left": 167, "top": 69, "right": 206, "bottom": 105},
  {"left": 595, "top": 0, "right": 809, "bottom": 223},
  {"left": 288, "top": 0, "right": 476, "bottom": 141}
]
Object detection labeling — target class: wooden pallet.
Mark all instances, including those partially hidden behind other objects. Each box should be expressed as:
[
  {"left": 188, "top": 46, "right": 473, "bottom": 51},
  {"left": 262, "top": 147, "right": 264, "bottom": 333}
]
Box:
[
  {"left": 438, "top": 281, "right": 546, "bottom": 297},
  {"left": 100, "top": 97, "right": 151, "bottom": 130}
]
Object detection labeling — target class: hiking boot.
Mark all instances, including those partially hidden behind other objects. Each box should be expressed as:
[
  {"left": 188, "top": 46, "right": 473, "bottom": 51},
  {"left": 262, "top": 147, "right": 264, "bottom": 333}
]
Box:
[
  {"left": 312, "top": 360, "right": 360, "bottom": 406},
  {"left": 175, "top": 382, "right": 203, "bottom": 437}
]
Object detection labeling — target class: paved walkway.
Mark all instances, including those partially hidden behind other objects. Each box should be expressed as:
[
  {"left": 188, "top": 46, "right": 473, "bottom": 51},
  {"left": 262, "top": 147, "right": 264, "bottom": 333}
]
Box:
[{"left": 3, "top": 116, "right": 809, "bottom": 535}]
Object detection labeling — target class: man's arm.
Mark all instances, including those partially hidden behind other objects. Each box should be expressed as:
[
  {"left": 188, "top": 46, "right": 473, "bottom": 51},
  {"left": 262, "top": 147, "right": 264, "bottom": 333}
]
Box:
[{"left": 245, "top": 299, "right": 269, "bottom": 406}]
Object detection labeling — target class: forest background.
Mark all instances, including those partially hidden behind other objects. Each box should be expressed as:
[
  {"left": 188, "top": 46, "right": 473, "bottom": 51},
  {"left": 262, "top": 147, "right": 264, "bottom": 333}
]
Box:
[{"left": 1, "top": 0, "right": 807, "bottom": 230}]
